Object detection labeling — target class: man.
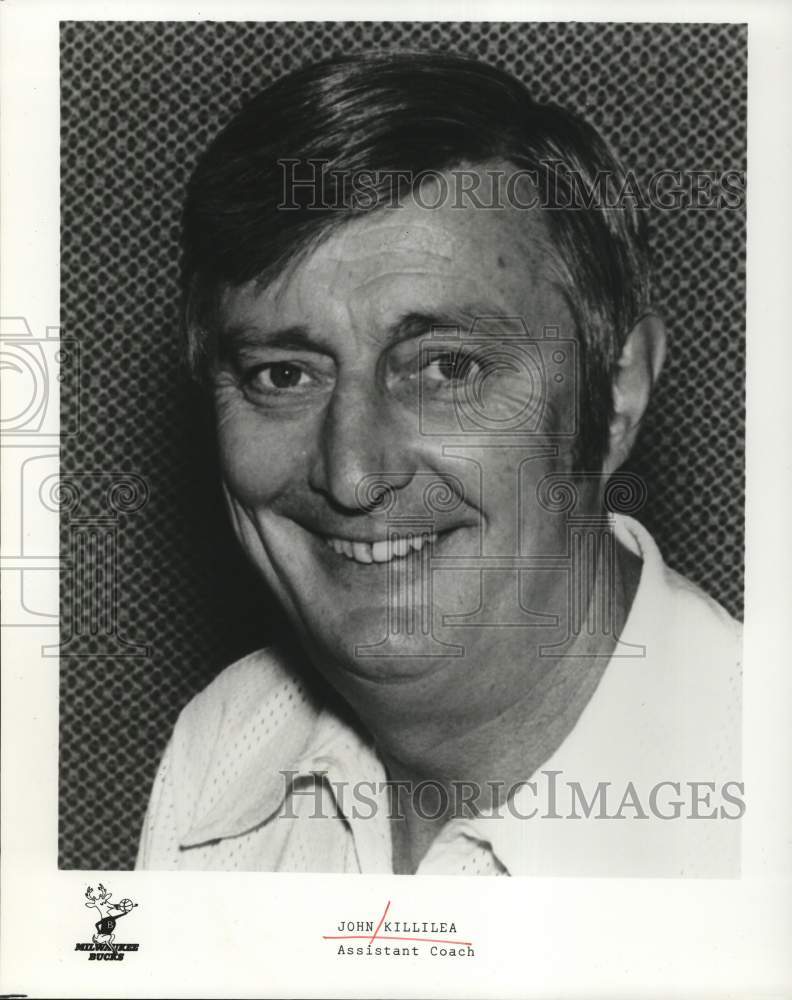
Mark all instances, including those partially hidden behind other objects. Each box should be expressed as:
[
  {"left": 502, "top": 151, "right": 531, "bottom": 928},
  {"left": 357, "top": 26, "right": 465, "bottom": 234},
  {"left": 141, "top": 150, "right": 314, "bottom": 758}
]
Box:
[{"left": 137, "top": 52, "right": 742, "bottom": 876}]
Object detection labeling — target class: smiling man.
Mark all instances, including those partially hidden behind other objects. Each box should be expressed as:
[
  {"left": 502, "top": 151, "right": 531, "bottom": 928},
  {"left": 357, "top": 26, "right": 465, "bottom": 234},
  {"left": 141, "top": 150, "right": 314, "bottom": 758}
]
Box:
[{"left": 137, "top": 53, "right": 742, "bottom": 877}]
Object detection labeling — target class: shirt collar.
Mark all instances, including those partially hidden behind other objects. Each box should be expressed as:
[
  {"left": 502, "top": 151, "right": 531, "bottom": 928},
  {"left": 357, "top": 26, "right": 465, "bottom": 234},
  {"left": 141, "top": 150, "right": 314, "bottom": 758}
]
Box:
[{"left": 180, "top": 692, "right": 381, "bottom": 848}]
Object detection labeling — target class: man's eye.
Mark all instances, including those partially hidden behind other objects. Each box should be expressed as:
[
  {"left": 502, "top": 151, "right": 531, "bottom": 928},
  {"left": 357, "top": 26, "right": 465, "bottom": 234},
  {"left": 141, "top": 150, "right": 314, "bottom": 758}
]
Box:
[
  {"left": 248, "top": 362, "right": 312, "bottom": 391},
  {"left": 423, "top": 351, "right": 481, "bottom": 384}
]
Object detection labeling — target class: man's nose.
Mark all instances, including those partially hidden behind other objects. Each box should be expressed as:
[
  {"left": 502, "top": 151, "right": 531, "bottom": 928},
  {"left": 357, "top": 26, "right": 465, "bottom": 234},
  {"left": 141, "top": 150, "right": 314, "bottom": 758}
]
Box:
[{"left": 309, "top": 384, "right": 414, "bottom": 512}]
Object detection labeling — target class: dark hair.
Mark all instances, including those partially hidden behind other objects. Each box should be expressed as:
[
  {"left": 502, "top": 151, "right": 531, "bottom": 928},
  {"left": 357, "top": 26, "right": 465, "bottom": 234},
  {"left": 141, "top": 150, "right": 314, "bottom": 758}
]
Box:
[{"left": 182, "top": 51, "right": 652, "bottom": 468}]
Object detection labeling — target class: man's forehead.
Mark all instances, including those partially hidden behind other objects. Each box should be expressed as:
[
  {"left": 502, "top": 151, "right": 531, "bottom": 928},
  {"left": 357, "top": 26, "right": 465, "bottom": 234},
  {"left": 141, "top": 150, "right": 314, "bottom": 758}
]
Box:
[{"left": 220, "top": 168, "right": 563, "bottom": 328}]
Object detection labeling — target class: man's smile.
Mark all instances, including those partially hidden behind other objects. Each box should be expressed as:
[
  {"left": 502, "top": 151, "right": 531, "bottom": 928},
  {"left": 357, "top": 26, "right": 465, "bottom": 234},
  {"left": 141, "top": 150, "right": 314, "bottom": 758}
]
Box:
[{"left": 323, "top": 530, "right": 438, "bottom": 564}]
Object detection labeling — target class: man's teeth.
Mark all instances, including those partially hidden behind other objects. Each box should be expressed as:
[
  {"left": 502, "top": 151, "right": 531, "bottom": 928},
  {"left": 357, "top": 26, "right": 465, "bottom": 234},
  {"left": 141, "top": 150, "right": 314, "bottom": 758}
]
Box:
[{"left": 325, "top": 532, "right": 437, "bottom": 564}]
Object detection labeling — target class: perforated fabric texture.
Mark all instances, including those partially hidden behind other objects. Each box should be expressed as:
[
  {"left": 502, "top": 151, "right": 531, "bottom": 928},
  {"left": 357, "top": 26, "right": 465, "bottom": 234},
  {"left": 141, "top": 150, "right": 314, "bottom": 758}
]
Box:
[{"left": 59, "top": 21, "right": 746, "bottom": 869}]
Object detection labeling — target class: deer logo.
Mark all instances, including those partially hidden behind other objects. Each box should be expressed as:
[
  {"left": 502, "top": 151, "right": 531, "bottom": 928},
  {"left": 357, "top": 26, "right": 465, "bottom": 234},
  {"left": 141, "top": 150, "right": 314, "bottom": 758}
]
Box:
[{"left": 85, "top": 884, "right": 137, "bottom": 954}]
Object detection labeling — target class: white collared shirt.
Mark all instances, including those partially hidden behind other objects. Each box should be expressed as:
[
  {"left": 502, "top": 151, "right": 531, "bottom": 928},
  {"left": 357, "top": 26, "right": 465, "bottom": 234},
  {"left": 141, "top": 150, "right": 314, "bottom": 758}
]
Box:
[{"left": 136, "top": 515, "right": 742, "bottom": 877}]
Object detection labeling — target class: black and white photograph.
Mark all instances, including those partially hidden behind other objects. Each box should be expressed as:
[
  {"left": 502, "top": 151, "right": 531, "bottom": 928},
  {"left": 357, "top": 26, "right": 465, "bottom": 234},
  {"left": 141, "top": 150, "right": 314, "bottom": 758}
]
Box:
[
  {"left": 59, "top": 17, "right": 746, "bottom": 877},
  {"left": 2, "top": 4, "right": 791, "bottom": 998}
]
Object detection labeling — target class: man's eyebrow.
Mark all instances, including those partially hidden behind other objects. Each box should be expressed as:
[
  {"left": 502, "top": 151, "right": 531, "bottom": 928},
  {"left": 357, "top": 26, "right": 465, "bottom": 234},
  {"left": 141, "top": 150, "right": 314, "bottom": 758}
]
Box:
[
  {"left": 219, "top": 301, "right": 520, "bottom": 356},
  {"left": 388, "top": 302, "right": 516, "bottom": 339},
  {"left": 218, "top": 323, "right": 314, "bottom": 356}
]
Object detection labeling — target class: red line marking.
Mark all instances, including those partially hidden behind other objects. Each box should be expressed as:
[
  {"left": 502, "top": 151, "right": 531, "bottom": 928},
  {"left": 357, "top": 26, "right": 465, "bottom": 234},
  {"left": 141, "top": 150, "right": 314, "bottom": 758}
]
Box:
[
  {"left": 368, "top": 899, "right": 391, "bottom": 945},
  {"left": 323, "top": 934, "right": 473, "bottom": 947}
]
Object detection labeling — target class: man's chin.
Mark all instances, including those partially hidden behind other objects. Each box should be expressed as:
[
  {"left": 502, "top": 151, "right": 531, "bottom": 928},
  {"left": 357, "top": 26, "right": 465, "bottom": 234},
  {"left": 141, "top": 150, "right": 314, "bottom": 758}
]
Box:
[{"left": 298, "top": 604, "right": 465, "bottom": 685}]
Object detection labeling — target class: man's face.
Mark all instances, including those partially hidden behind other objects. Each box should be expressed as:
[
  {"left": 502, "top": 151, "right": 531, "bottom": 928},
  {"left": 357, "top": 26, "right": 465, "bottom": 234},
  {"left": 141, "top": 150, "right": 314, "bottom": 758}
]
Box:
[{"left": 214, "top": 175, "right": 600, "bottom": 726}]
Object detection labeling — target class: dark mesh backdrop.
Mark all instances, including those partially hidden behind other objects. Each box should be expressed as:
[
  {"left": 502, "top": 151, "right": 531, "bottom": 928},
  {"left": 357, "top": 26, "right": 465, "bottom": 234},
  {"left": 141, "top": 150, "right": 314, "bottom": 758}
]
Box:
[{"left": 59, "top": 21, "right": 746, "bottom": 869}]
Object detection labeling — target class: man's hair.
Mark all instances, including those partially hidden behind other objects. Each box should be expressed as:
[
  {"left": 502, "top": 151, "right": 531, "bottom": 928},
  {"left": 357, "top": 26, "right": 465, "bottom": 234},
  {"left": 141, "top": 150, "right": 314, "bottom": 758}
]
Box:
[{"left": 182, "top": 51, "right": 652, "bottom": 468}]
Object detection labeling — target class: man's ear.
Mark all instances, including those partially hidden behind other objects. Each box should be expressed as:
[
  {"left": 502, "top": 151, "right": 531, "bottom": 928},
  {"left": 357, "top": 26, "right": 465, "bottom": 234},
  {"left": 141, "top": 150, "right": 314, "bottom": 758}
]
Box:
[{"left": 602, "top": 312, "right": 667, "bottom": 475}]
